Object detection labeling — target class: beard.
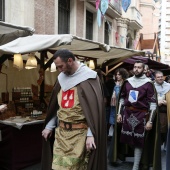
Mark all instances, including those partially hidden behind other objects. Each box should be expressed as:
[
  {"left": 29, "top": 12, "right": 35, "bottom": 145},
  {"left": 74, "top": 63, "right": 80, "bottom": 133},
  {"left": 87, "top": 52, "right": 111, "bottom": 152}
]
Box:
[
  {"left": 64, "top": 63, "right": 72, "bottom": 75},
  {"left": 134, "top": 72, "right": 144, "bottom": 78}
]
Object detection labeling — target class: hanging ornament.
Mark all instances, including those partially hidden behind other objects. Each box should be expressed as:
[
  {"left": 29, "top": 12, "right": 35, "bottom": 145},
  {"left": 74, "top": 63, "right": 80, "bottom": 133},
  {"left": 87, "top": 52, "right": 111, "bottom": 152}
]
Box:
[
  {"left": 122, "top": 0, "right": 131, "bottom": 12},
  {"left": 100, "top": 0, "right": 109, "bottom": 15},
  {"left": 120, "top": 35, "right": 124, "bottom": 43},
  {"left": 96, "top": 0, "right": 100, "bottom": 10},
  {"left": 115, "top": 32, "right": 119, "bottom": 44},
  {"left": 97, "top": 9, "right": 102, "bottom": 27}
]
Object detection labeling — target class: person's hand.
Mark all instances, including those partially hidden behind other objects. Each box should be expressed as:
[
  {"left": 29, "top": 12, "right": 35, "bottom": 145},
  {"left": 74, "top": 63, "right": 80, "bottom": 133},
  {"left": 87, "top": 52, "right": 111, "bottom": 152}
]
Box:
[
  {"left": 0, "top": 104, "right": 7, "bottom": 112},
  {"left": 158, "top": 100, "right": 163, "bottom": 106},
  {"left": 42, "top": 129, "right": 52, "bottom": 141},
  {"left": 117, "top": 114, "right": 122, "bottom": 123},
  {"left": 162, "top": 100, "right": 167, "bottom": 105},
  {"left": 86, "top": 136, "right": 96, "bottom": 151},
  {"left": 145, "top": 121, "right": 153, "bottom": 131}
]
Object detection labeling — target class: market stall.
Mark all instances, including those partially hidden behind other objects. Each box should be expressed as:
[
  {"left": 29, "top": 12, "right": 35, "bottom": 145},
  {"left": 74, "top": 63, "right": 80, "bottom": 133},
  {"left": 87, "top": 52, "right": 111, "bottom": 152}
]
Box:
[{"left": 0, "top": 33, "right": 144, "bottom": 169}]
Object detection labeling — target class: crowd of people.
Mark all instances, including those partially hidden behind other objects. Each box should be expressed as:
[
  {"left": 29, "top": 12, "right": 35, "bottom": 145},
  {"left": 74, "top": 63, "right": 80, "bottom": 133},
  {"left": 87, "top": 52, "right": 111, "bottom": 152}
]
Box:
[{"left": 41, "top": 49, "right": 170, "bottom": 170}]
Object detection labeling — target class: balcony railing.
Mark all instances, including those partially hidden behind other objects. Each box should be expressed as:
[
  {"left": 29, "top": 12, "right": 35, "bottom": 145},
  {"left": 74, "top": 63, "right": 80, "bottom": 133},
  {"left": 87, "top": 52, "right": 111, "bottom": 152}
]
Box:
[
  {"left": 166, "top": 22, "right": 170, "bottom": 28},
  {"left": 165, "top": 35, "right": 170, "bottom": 41},
  {"left": 165, "top": 29, "right": 170, "bottom": 35},
  {"left": 126, "top": 6, "right": 142, "bottom": 29},
  {"left": 166, "top": 15, "right": 170, "bottom": 21},
  {"left": 109, "top": 0, "right": 122, "bottom": 15}
]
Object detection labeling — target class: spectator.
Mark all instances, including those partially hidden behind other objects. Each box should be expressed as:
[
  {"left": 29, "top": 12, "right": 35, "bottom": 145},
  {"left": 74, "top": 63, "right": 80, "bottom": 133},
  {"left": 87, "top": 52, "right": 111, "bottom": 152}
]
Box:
[{"left": 154, "top": 71, "right": 170, "bottom": 147}]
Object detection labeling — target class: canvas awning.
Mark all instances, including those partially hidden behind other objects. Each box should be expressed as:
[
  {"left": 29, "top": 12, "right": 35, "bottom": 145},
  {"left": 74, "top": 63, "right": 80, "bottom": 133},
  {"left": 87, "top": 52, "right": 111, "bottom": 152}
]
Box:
[
  {"left": 0, "top": 34, "right": 144, "bottom": 67},
  {"left": 102, "top": 55, "right": 170, "bottom": 75},
  {"left": 0, "top": 21, "right": 35, "bottom": 46}
]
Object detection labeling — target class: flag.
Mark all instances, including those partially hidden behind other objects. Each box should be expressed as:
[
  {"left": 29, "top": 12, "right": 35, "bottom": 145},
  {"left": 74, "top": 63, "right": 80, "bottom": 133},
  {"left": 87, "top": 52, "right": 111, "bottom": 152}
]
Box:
[
  {"left": 122, "top": 0, "right": 131, "bottom": 12},
  {"left": 97, "top": 9, "right": 102, "bottom": 27},
  {"left": 100, "top": 0, "right": 109, "bottom": 15},
  {"left": 96, "top": 0, "right": 100, "bottom": 10}
]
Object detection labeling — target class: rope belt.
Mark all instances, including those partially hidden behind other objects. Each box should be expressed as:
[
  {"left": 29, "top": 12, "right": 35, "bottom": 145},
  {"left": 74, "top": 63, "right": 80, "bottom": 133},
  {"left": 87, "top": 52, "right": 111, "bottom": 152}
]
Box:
[
  {"left": 126, "top": 106, "right": 148, "bottom": 113},
  {"left": 59, "top": 121, "right": 88, "bottom": 130}
]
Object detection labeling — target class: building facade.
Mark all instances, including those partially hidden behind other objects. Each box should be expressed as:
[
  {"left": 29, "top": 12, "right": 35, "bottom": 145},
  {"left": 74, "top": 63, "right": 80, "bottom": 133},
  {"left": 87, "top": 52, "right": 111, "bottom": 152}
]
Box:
[
  {"left": 159, "top": 0, "right": 170, "bottom": 64},
  {"left": 137, "top": 0, "right": 161, "bottom": 61},
  {"left": 1, "top": 0, "right": 143, "bottom": 49}
]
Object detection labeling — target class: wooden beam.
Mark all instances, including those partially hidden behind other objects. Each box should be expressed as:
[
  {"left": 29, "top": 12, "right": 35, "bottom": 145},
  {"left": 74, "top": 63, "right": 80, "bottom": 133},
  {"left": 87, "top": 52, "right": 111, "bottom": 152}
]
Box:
[{"left": 107, "top": 62, "right": 123, "bottom": 74}]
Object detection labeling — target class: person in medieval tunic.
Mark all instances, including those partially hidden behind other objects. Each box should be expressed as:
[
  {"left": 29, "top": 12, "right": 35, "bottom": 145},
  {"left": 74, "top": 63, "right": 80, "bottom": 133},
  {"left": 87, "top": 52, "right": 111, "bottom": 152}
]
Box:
[
  {"left": 41, "top": 49, "right": 107, "bottom": 170},
  {"left": 154, "top": 71, "right": 170, "bottom": 148},
  {"left": 109, "top": 61, "right": 161, "bottom": 170}
]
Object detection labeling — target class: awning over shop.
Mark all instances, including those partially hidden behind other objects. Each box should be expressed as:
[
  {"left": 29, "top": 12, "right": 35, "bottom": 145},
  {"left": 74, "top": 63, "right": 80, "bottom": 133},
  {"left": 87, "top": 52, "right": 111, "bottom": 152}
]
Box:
[
  {"left": 0, "top": 21, "right": 35, "bottom": 46},
  {"left": 102, "top": 55, "right": 170, "bottom": 75},
  {"left": 0, "top": 34, "right": 144, "bottom": 66}
]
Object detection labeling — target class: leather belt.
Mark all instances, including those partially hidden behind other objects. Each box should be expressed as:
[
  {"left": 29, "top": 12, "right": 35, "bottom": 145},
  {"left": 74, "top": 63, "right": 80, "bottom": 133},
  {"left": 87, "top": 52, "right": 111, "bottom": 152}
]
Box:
[
  {"left": 126, "top": 106, "right": 148, "bottom": 113},
  {"left": 59, "top": 121, "right": 88, "bottom": 130}
]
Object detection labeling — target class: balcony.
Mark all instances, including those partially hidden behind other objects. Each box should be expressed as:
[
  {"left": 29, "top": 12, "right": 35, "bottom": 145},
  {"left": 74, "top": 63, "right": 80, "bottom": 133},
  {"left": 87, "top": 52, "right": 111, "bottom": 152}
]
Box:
[
  {"left": 165, "top": 35, "right": 170, "bottom": 41},
  {"left": 166, "top": 15, "right": 170, "bottom": 21},
  {"left": 165, "top": 29, "right": 170, "bottom": 35},
  {"left": 90, "top": 0, "right": 122, "bottom": 18},
  {"left": 166, "top": 22, "right": 170, "bottom": 28},
  {"left": 125, "top": 6, "right": 142, "bottom": 29},
  {"left": 107, "top": 0, "right": 122, "bottom": 18},
  {"left": 165, "top": 42, "right": 170, "bottom": 49},
  {"left": 167, "top": 2, "right": 170, "bottom": 8}
]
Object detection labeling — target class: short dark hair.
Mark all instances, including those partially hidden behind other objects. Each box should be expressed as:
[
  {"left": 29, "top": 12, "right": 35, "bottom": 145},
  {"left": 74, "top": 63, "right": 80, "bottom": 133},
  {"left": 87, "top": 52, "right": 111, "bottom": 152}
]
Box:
[
  {"left": 154, "top": 70, "right": 163, "bottom": 77},
  {"left": 114, "top": 68, "right": 129, "bottom": 81},
  {"left": 53, "top": 49, "right": 75, "bottom": 62},
  {"left": 134, "top": 60, "right": 145, "bottom": 69},
  {"left": 165, "top": 75, "right": 170, "bottom": 82}
]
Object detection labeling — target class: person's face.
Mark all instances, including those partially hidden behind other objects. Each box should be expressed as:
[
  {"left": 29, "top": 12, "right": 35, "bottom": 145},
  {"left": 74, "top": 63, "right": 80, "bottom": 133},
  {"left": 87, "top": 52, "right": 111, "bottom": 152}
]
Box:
[
  {"left": 54, "top": 57, "right": 73, "bottom": 75},
  {"left": 116, "top": 72, "right": 123, "bottom": 81},
  {"left": 133, "top": 63, "right": 144, "bottom": 77},
  {"left": 155, "top": 73, "right": 164, "bottom": 85},
  {"left": 144, "top": 66, "right": 148, "bottom": 74}
]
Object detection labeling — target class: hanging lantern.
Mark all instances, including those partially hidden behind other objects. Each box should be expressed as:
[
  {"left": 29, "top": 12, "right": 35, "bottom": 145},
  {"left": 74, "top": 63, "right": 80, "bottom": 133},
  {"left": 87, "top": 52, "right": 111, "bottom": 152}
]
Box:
[
  {"left": 89, "top": 60, "right": 95, "bottom": 69},
  {"left": 13, "top": 53, "right": 23, "bottom": 70},
  {"left": 25, "top": 53, "right": 37, "bottom": 69},
  {"left": 50, "top": 62, "right": 57, "bottom": 72}
]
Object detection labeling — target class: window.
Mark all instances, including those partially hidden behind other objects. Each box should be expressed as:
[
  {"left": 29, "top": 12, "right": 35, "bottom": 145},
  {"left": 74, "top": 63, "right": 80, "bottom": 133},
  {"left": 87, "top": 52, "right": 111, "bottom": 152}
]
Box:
[
  {"left": 104, "top": 22, "right": 109, "bottom": 44},
  {"left": 58, "top": 0, "right": 70, "bottom": 34},
  {"left": 86, "top": 10, "right": 93, "bottom": 40},
  {"left": 0, "top": 0, "right": 5, "bottom": 21}
]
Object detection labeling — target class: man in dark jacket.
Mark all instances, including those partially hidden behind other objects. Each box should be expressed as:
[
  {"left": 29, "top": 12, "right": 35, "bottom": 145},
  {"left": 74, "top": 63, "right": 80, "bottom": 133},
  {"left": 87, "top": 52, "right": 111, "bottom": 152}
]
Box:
[{"left": 41, "top": 49, "right": 107, "bottom": 170}]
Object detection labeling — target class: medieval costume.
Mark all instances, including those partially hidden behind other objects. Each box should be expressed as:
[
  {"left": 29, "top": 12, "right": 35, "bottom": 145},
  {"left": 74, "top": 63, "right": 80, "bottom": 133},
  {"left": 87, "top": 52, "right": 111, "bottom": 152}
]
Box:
[
  {"left": 109, "top": 75, "right": 161, "bottom": 170},
  {"left": 154, "top": 81, "right": 170, "bottom": 144},
  {"left": 41, "top": 64, "right": 107, "bottom": 170},
  {"left": 166, "top": 91, "right": 170, "bottom": 170}
]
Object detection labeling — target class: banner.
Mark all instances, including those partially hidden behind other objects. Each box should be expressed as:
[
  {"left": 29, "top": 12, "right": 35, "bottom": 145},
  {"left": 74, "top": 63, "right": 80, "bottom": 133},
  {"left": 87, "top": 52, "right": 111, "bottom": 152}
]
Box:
[{"left": 122, "top": 0, "right": 131, "bottom": 12}]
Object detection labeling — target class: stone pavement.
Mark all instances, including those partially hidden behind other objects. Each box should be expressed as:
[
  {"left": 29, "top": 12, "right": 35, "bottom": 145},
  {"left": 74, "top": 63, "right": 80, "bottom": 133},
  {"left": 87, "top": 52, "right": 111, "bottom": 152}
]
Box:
[{"left": 107, "top": 143, "right": 166, "bottom": 170}]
